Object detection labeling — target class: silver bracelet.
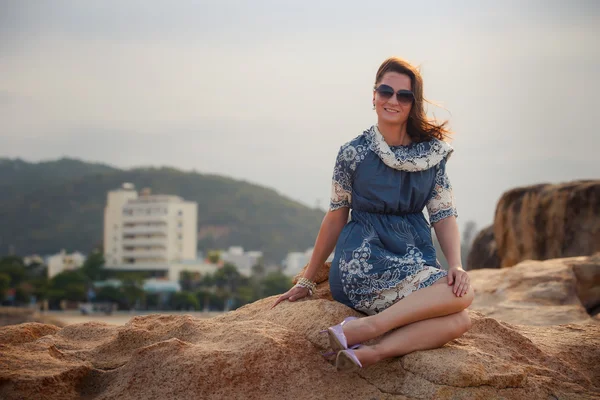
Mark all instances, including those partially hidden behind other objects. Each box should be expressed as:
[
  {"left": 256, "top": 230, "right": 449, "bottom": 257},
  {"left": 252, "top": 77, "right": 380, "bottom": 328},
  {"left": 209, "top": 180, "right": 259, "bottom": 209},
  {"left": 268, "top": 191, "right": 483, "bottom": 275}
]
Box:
[{"left": 296, "top": 277, "right": 317, "bottom": 296}]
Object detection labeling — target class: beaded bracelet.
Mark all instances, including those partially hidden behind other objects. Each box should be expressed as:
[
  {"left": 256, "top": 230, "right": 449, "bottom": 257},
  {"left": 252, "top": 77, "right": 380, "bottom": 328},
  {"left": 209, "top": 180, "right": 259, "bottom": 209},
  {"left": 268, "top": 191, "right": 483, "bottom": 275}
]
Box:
[{"left": 296, "top": 277, "right": 317, "bottom": 296}]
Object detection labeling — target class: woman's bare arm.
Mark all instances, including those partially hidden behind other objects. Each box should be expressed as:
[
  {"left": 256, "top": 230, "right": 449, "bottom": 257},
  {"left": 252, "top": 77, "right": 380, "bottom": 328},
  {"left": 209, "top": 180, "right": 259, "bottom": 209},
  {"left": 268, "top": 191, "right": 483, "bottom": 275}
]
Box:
[
  {"left": 433, "top": 215, "right": 470, "bottom": 297},
  {"left": 432, "top": 215, "right": 461, "bottom": 269},
  {"left": 271, "top": 207, "right": 349, "bottom": 307},
  {"left": 303, "top": 207, "right": 349, "bottom": 280}
]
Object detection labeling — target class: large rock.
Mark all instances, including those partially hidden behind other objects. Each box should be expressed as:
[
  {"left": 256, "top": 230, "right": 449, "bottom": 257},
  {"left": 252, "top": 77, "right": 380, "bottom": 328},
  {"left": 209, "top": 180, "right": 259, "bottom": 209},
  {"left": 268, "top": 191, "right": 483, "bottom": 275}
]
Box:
[
  {"left": 493, "top": 180, "right": 600, "bottom": 267},
  {"left": 469, "top": 255, "right": 600, "bottom": 325},
  {"left": 466, "top": 225, "right": 501, "bottom": 270},
  {"left": 1, "top": 287, "right": 600, "bottom": 399}
]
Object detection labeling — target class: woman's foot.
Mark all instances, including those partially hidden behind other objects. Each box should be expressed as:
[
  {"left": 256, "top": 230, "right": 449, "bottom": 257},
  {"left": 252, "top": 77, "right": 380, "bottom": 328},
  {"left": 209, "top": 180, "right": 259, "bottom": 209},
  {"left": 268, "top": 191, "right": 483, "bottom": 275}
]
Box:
[
  {"left": 335, "top": 349, "right": 362, "bottom": 371},
  {"left": 335, "top": 346, "right": 380, "bottom": 371},
  {"left": 321, "top": 316, "right": 359, "bottom": 352}
]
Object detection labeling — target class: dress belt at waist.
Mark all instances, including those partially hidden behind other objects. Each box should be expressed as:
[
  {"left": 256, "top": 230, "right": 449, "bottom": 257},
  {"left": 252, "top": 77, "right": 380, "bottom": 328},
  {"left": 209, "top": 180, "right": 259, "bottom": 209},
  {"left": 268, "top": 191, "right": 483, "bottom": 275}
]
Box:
[{"left": 351, "top": 209, "right": 422, "bottom": 217}]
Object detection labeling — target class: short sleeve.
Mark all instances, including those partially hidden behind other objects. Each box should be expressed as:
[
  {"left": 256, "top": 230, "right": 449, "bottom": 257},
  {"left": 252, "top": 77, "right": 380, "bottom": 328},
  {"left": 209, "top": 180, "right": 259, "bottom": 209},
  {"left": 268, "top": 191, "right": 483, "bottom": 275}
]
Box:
[
  {"left": 426, "top": 159, "right": 458, "bottom": 224},
  {"left": 329, "top": 144, "right": 355, "bottom": 211}
]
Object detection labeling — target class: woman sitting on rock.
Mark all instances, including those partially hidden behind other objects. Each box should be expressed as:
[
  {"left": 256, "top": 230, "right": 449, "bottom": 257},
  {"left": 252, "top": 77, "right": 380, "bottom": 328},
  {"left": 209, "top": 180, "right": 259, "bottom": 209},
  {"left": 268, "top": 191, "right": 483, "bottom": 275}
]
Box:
[{"left": 272, "top": 56, "right": 474, "bottom": 371}]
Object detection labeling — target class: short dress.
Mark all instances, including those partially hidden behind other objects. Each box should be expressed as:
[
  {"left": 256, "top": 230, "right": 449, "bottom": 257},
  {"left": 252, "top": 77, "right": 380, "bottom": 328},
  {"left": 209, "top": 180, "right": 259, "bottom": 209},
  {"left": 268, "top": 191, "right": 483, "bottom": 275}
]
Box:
[{"left": 328, "top": 125, "right": 458, "bottom": 315}]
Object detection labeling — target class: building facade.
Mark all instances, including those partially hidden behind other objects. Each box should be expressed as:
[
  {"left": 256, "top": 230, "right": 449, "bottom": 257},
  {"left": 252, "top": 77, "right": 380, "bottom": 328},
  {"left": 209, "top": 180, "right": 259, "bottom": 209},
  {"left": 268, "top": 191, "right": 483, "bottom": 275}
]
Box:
[
  {"left": 220, "top": 246, "right": 263, "bottom": 277},
  {"left": 282, "top": 247, "right": 334, "bottom": 277},
  {"left": 47, "top": 250, "right": 87, "bottom": 279},
  {"left": 104, "top": 183, "right": 198, "bottom": 274}
]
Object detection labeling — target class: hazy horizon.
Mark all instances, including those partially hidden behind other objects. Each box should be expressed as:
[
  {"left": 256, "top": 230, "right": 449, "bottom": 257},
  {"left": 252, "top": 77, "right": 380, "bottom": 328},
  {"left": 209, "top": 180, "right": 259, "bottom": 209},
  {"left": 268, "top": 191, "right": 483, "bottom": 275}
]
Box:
[{"left": 2, "top": 0, "right": 599, "bottom": 230}]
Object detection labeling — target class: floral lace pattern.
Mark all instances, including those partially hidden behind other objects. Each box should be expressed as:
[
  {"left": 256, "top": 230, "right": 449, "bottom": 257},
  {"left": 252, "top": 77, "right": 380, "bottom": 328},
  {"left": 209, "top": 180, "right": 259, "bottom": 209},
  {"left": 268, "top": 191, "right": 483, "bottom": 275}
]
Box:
[
  {"left": 338, "top": 223, "right": 447, "bottom": 314},
  {"left": 361, "top": 266, "right": 445, "bottom": 315},
  {"left": 426, "top": 162, "right": 459, "bottom": 224},
  {"left": 330, "top": 139, "right": 368, "bottom": 210},
  {"left": 364, "top": 125, "right": 453, "bottom": 172}
]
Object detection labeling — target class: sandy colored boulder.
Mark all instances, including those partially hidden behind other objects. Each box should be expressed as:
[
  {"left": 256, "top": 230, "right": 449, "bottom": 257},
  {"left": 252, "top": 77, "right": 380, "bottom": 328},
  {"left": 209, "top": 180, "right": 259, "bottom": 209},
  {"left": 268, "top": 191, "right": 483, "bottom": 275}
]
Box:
[
  {"left": 2, "top": 290, "right": 600, "bottom": 399},
  {"left": 466, "top": 225, "right": 501, "bottom": 270},
  {"left": 571, "top": 254, "right": 600, "bottom": 315},
  {"left": 493, "top": 180, "right": 600, "bottom": 267},
  {"left": 469, "top": 255, "right": 599, "bottom": 325}
]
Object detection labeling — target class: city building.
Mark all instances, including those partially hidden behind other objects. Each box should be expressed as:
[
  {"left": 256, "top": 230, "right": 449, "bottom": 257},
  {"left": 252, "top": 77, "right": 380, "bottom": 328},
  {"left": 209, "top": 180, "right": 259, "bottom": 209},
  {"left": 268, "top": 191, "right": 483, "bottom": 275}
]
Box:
[
  {"left": 103, "top": 183, "right": 199, "bottom": 281},
  {"left": 220, "top": 246, "right": 263, "bottom": 277},
  {"left": 23, "top": 254, "right": 45, "bottom": 267},
  {"left": 282, "top": 247, "right": 334, "bottom": 277},
  {"left": 47, "top": 250, "right": 87, "bottom": 279}
]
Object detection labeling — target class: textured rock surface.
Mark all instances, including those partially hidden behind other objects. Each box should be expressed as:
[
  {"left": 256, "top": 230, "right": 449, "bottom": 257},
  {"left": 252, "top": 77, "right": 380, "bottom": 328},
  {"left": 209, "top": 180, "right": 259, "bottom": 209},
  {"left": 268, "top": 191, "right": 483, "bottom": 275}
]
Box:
[
  {"left": 2, "top": 285, "right": 600, "bottom": 399},
  {"left": 493, "top": 180, "right": 600, "bottom": 267},
  {"left": 571, "top": 254, "right": 600, "bottom": 315},
  {"left": 469, "top": 255, "right": 599, "bottom": 325},
  {"left": 466, "top": 225, "right": 501, "bottom": 270}
]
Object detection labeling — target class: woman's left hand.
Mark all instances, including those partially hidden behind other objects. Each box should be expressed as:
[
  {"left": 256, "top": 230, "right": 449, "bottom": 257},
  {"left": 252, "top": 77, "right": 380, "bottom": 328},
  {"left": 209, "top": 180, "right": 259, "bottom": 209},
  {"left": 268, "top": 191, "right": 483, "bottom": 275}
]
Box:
[{"left": 447, "top": 266, "right": 470, "bottom": 297}]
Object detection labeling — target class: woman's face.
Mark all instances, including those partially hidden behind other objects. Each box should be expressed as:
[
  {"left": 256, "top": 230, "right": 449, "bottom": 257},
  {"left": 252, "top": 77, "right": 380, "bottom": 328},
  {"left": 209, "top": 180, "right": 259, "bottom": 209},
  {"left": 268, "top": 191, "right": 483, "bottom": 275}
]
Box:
[{"left": 373, "top": 72, "right": 413, "bottom": 125}]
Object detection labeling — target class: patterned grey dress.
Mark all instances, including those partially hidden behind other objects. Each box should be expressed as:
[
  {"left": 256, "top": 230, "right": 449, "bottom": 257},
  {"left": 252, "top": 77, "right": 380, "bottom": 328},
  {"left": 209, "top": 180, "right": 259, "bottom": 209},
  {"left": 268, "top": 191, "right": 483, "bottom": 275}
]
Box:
[{"left": 329, "top": 125, "right": 458, "bottom": 315}]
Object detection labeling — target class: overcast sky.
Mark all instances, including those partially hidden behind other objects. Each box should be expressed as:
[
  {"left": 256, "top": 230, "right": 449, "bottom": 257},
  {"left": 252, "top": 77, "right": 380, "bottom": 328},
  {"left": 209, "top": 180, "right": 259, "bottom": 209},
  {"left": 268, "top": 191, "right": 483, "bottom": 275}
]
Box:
[{"left": 1, "top": 0, "right": 599, "bottom": 231}]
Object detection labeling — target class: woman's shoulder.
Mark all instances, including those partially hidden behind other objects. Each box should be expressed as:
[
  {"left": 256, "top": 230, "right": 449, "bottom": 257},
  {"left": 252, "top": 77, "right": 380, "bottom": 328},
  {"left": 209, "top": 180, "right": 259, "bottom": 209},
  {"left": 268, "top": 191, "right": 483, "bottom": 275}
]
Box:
[
  {"left": 334, "top": 132, "right": 371, "bottom": 171},
  {"left": 339, "top": 131, "right": 369, "bottom": 150}
]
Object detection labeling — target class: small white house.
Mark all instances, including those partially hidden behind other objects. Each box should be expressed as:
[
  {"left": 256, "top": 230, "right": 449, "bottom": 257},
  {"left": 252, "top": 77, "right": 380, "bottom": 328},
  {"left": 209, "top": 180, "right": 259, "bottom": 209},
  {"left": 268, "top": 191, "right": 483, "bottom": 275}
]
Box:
[{"left": 47, "top": 250, "right": 86, "bottom": 279}]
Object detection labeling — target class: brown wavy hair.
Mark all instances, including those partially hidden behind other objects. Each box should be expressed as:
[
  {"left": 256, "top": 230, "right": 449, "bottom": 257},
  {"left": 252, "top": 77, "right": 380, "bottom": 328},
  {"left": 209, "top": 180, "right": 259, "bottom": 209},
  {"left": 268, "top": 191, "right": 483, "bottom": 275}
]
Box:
[{"left": 375, "top": 57, "right": 452, "bottom": 142}]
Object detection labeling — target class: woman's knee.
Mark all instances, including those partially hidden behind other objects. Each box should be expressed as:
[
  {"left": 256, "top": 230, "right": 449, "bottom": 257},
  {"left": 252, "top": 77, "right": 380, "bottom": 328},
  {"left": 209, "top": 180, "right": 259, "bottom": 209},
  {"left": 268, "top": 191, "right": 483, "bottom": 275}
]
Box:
[
  {"left": 453, "top": 310, "right": 472, "bottom": 336},
  {"left": 460, "top": 286, "right": 475, "bottom": 308}
]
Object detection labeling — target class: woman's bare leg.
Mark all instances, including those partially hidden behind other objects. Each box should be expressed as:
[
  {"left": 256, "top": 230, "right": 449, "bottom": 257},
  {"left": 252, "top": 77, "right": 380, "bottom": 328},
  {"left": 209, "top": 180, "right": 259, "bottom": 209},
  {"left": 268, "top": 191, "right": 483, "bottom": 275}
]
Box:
[
  {"left": 352, "top": 310, "right": 472, "bottom": 367},
  {"left": 343, "top": 279, "right": 474, "bottom": 346}
]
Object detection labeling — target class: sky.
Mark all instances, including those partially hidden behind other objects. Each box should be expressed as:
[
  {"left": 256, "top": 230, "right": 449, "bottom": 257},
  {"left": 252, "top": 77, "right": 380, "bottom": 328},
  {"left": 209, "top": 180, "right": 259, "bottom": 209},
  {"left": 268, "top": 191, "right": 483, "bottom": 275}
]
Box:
[{"left": 1, "top": 0, "right": 599, "bottom": 231}]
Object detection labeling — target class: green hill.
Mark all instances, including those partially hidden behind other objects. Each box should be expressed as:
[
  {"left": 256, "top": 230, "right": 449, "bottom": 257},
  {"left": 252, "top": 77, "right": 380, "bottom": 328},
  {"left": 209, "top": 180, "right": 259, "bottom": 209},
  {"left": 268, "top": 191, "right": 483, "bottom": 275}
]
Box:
[{"left": 0, "top": 159, "right": 325, "bottom": 263}]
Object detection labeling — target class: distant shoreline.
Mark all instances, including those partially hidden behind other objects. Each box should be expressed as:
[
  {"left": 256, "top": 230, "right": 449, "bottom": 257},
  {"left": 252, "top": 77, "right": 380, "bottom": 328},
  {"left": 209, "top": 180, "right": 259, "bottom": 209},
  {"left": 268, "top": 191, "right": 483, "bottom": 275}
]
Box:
[
  {"left": 45, "top": 310, "right": 224, "bottom": 326},
  {"left": 0, "top": 307, "right": 223, "bottom": 327}
]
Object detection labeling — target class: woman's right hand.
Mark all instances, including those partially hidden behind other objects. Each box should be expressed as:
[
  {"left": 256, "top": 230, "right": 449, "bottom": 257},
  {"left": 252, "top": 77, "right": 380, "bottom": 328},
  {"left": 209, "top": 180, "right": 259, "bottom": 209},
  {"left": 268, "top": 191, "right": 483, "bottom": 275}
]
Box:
[{"left": 271, "top": 285, "right": 310, "bottom": 309}]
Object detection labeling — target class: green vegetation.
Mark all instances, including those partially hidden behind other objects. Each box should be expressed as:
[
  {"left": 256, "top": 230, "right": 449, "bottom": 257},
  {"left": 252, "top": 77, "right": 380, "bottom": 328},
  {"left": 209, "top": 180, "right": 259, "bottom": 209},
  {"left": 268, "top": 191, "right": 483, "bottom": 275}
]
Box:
[
  {"left": 0, "top": 157, "right": 324, "bottom": 262},
  {"left": 0, "top": 254, "right": 292, "bottom": 312}
]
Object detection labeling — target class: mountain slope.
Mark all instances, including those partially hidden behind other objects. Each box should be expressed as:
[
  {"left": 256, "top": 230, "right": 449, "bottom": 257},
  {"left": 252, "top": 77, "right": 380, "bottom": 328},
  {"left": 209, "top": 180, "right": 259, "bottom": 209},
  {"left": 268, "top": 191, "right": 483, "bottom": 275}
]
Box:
[{"left": 0, "top": 159, "right": 325, "bottom": 262}]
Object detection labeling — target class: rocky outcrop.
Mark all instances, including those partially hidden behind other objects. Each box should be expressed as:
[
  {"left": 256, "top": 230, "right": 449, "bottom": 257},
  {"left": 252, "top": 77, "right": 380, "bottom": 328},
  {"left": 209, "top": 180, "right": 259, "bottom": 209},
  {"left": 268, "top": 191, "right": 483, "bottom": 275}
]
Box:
[
  {"left": 468, "top": 180, "right": 600, "bottom": 269},
  {"left": 2, "top": 269, "right": 600, "bottom": 399},
  {"left": 466, "top": 225, "right": 501, "bottom": 270},
  {"left": 571, "top": 254, "right": 600, "bottom": 315},
  {"left": 493, "top": 180, "right": 600, "bottom": 267},
  {"left": 469, "top": 255, "right": 600, "bottom": 325}
]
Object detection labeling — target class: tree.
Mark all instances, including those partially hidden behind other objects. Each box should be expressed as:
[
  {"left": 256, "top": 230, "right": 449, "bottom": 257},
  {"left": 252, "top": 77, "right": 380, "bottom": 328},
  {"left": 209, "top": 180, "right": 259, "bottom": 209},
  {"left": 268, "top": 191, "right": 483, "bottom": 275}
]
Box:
[
  {"left": 80, "top": 251, "right": 106, "bottom": 282},
  {"left": 95, "top": 286, "right": 126, "bottom": 309},
  {"left": 0, "top": 273, "right": 10, "bottom": 299},
  {"left": 0, "top": 256, "right": 27, "bottom": 286},
  {"left": 170, "top": 291, "right": 199, "bottom": 310},
  {"left": 118, "top": 272, "right": 146, "bottom": 310},
  {"left": 213, "top": 263, "right": 242, "bottom": 311},
  {"left": 179, "top": 270, "right": 201, "bottom": 292},
  {"left": 48, "top": 270, "right": 87, "bottom": 305},
  {"left": 262, "top": 271, "right": 292, "bottom": 297},
  {"left": 207, "top": 250, "right": 221, "bottom": 264}
]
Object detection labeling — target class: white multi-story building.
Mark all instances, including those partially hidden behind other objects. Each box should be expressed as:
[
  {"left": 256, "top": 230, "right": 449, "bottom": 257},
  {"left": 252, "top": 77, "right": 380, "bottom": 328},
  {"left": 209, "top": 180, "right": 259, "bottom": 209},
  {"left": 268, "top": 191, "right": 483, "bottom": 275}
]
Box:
[
  {"left": 104, "top": 183, "right": 198, "bottom": 276},
  {"left": 47, "top": 250, "right": 87, "bottom": 279},
  {"left": 220, "top": 246, "right": 263, "bottom": 277},
  {"left": 283, "top": 247, "right": 334, "bottom": 277}
]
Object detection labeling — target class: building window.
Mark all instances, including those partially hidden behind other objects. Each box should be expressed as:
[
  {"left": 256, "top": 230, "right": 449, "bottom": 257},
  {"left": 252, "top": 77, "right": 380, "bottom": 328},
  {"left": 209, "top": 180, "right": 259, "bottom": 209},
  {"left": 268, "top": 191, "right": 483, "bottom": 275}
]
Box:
[{"left": 178, "top": 210, "right": 183, "bottom": 216}]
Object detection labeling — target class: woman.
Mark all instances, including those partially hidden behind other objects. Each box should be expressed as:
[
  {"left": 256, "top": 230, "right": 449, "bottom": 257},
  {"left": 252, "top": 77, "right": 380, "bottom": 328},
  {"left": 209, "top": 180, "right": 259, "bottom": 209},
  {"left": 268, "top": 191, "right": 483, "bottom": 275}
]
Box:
[{"left": 272, "top": 57, "right": 474, "bottom": 371}]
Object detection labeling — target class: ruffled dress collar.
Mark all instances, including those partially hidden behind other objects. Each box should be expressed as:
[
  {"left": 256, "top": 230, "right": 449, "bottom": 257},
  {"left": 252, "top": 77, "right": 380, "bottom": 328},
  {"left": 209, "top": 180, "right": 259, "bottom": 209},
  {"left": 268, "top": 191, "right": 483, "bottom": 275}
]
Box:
[{"left": 364, "top": 125, "right": 453, "bottom": 172}]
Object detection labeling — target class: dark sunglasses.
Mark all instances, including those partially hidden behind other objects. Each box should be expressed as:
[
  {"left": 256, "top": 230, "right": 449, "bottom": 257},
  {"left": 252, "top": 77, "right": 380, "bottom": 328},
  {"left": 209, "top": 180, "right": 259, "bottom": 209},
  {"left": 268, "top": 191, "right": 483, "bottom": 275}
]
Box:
[{"left": 374, "top": 84, "right": 415, "bottom": 103}]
